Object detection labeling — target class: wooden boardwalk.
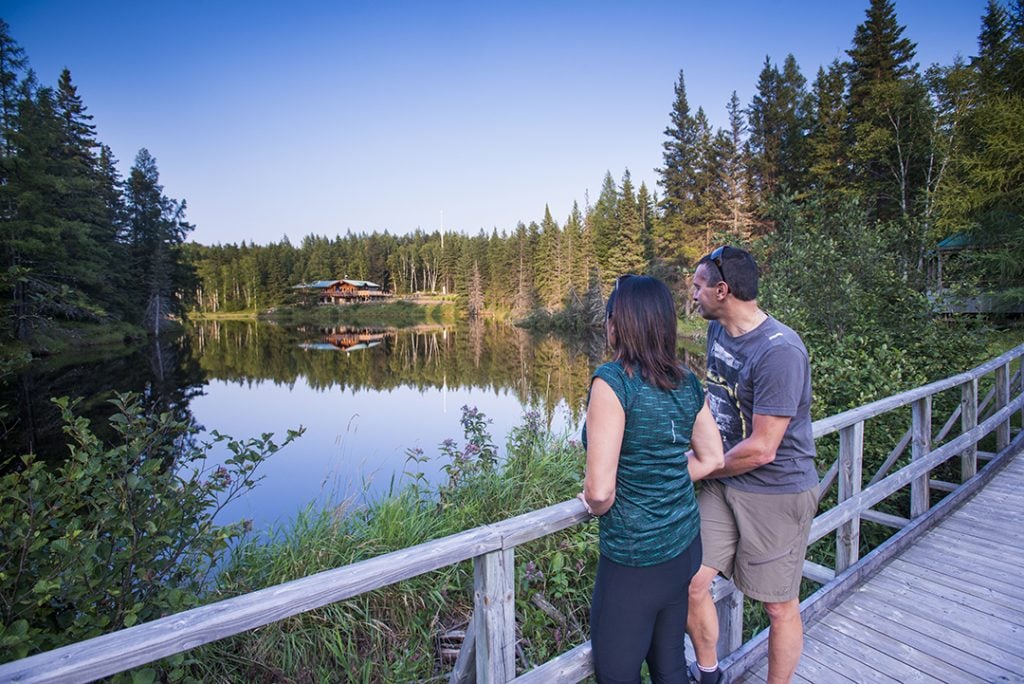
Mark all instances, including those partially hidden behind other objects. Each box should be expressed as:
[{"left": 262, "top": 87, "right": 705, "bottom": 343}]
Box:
[{"left": 735, "top": 452, "right": 1024, "bottom": 684}]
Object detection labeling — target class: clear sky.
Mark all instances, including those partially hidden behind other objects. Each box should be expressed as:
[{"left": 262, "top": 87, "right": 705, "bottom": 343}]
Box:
[{"left": 4, "top": 1, "right": 987, "bottom": 247}]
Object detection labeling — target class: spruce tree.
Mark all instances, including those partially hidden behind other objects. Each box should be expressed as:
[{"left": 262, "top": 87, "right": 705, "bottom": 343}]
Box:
[
  {"left": 807, "top": 61, "right": 851, "bottom": 199},
  {"left": 747, "top": 55, "right": 810, "bottom": 209},
  {"left": 845, "top": 0, "right": 933, "bottom": 222},
  {"left": 535, "top": 205, "right": 564, "bottom": 310},
  {"left": 975, "top": 0, "right": 1012, "bottom": 97},
  {"left": 124, "top": 148, "right": 194, "bottom": 333},
  {"left": 609, "top": 170, "right": 647, "bottom": 277},
  {"left": 656, "top": 70, "right": 713, "bottom": 266},
  {"left": 715, "top": 91, "right": 755, "bottom": 239},
  {"left": 590, "top": 171, "right": 619, "bottom": 278}
]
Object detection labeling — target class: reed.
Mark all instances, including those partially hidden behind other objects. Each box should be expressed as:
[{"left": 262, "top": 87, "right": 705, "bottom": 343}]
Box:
[{"left": 189, "top": 409, "right": 596, "bottom": 681}]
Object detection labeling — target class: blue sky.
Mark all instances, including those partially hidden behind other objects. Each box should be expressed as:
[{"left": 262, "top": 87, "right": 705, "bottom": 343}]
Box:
[{"left": 5, "top": 1, "right": 987, "bottom": 246}]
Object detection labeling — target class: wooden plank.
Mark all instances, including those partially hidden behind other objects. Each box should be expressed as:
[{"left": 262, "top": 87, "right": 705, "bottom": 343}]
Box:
[
  {"left": 888, "top": 556, "right": 1024, "bottom": 605},
  {"left": 474, "top": 548, "right": 516, "bottom": 682},
  {"left": 950, "top": 490, "right": 1024, "bottom": 511},
  {"left": 927, "top": 479, "right": 958, "bottom": 492},
  {"left": 859, "top": 509, "right": 908, "bottom": 529},
  {"left": 832, "top": 593, "right": 1015, "bottom": 683},
  {"left": 0, "top": 524, "right": 503, "bottom": 684},
  {"left": 856, "top": 579, "right": 1024, "bottom": 655},
  {"left": 809, "top": 621, "right": 928, "bottom": 682},
  {"left": 871, "top": 567, "right": 1024, "bottom": 626},
  {"left": 911, "top": 396, "right": 932, "bottom": 518},
  {"left": 449, "top": 614, "right": 476, "bottom": 684},
  {"left": 802, "top": 560, "right": 836, "bottom": 585},
  {"left": 836, "top": 422, "right": 864, "bottom": 571},
  {"left": 735, "top": 656, "right": 817, "bottom": 684},
  {"left": 866, "top": 427, "right": 911, "bottom": 487},
  {"left": 939, "top": 516, "right": 1024, "bottom": 546},
  {"left": 896, "top": 545, "right": 1024, "bottom": 599},
  {"left": 815, "top": 610, "right": 984, "bottom": 684},
  {"left": 925, "top": 526, "right": 1021, "bottom": 559},
  {"left": 969, "top": 480, "right": 1024, "bottom": 500},
  {"left": 997, "top": 362, "right": 1011, "bottom": 449},
  {"left": 715, "top": 581, "right": 744, "bottom": 655},
  {"left": 849, "top": 587, "right": 1024, "bottom": 668},
  {"left": 961, "top": 378, "right": 978, "bottom": 481},
  {"left": 491, "top": 500, "right": 591, "bottom": 549},
  {"left": 909, "top": 536, "right": 1023, "bottom": 584},
  {"left": 798, "top": 634, "right": 881, "bottom": 683},
  {"left": 511, "top": 642, "right": 591, "bottom": 683}
]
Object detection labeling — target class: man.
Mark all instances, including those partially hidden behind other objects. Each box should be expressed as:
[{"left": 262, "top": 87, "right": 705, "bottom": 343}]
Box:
[{"left": 686, "top": 245, "right": 819, "bottom": 684}]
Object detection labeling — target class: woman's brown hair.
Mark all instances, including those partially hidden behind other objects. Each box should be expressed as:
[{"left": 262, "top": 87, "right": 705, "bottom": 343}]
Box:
[{"left": 605, "top": 275, "right": 685, "bottom": 390}]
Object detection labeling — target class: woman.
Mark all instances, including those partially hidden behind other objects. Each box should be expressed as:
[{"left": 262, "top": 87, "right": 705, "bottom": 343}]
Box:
[{"left": 579, "top": 274, "right": 724, "bottom": 683}]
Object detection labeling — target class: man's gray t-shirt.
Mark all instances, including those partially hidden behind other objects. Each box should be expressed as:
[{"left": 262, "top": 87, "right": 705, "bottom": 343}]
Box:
[{"left": 705, "top": 315, "right": 818, "bottom": 493}]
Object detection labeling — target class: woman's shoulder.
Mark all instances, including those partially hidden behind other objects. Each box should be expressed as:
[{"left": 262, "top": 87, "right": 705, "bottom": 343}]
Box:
[{"left": 594, "top": 360, "right": 626, "bottom": 378}]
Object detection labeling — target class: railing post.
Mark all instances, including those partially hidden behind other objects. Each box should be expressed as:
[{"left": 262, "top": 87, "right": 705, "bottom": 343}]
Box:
[
  {"left": 715, "top": 584, "right": 744, "bottom": 656},
  {"left": 996, "top": 362, "right": 1011, "bottom": 450},
  {"left": 836, "top": 422, "right": 864, "bottom": 571},
  {"left": 960, "top": 378, "right": 978, "bottom": 482},
  {"left": 911, "top": 397, "right": 932, "bottom": 517},
  {"left": 474, "top": 548, "right": 516, "bottom": 682},
  {"left": 1019, "top": 356, "right": 1024, "bottom": 433}
]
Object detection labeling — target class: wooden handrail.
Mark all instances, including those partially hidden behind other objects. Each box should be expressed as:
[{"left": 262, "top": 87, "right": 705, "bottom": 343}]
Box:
[{"left": 2, "top": 344, "right": 1022, "bottom": 684}]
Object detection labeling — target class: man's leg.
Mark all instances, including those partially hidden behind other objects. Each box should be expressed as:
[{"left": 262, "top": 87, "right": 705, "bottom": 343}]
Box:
[
  {"left": 763, "top": 598, "right": 802, "bottom": 684},
  {"left": 686, "top": 564, "right": 720, "bottom": 670}
]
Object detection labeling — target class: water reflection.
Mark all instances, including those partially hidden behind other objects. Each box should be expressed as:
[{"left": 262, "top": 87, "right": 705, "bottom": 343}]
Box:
[{"left": 2, "top": 319, "right": 705, "bottom": 534}]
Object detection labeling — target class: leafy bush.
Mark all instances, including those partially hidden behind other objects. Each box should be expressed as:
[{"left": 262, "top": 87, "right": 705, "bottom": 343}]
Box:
[
  {"left": 0, "top": 393, "right": 301, "bottom": 662},
  {"left": 759, "top": 196, "right": 986, "bottom": 416}
]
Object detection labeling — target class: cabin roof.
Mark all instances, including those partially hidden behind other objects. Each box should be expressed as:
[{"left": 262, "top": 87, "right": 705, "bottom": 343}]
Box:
[
  {"left": 292, "top": 279, "right": 381, "bottom": 290},
  {"left": 937, "top": 233, "right": 973, "bottom": 250}
]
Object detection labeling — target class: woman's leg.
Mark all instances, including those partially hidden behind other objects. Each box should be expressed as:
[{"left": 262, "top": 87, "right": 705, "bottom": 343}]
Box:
[{"left": 646, "top": 536, "right": 703, "bottom": 683}]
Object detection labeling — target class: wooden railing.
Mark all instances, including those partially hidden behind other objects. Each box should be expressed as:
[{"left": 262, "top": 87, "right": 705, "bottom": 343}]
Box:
[{"left": 2, "top": 344, "right": 1023, "bottom": 684}]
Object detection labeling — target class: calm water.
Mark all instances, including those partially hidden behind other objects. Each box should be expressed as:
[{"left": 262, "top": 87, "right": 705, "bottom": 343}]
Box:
[{"left": 3, "top": 319, "right": 628, "bottom": 533}]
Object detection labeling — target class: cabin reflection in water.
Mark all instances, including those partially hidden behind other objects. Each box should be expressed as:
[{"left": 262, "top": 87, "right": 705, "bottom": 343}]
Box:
[{"left": 297, "top": 327, "right": 393, "bottom": 353}]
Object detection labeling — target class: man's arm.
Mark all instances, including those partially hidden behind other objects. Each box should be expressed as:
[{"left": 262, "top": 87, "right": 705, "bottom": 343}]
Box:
[{"left": 706, "top": 413, "right": 790, "bottom": 478}]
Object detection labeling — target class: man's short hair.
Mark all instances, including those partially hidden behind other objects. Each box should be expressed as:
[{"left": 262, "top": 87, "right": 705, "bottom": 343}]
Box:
[{"left": 699, "top": 246, "right": 758, "bottom": 301}]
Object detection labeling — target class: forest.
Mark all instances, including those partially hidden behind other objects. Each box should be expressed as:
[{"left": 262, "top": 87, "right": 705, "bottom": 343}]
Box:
[{"left": 1, "top": 0, "right": 1023, "bottom": 366}]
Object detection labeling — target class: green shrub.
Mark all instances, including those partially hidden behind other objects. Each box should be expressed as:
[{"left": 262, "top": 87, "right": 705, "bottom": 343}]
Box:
[{"left": 0, "top": 393, "right": 301, "bottom": 663}]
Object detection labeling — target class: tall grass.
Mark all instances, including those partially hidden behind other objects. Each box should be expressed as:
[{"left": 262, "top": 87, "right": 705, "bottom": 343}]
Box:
[{"left": 188, "top": 409, "right": 596, "bottom": 681}]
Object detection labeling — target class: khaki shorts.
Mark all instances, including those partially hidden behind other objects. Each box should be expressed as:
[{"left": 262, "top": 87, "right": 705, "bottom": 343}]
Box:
[{"left": 697, "top": 479, "right": 818, "bottom": 603}]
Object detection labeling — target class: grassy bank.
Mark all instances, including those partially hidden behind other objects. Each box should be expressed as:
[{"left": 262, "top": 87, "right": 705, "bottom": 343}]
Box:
[
  {"left": 189, "top": 299, "right": 459, "bottom": 328},
  {"left": 0, "top": 320, "right": 145, "bottom": 373},
  {"left": 191, "top": 409, "right": 594, "bottom": 681}
]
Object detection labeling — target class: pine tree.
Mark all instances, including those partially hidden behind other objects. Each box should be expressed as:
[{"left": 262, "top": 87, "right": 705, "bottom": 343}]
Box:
[
  {"left": 656, "top": 70, "right": 713, "bottom": 267},
  {"left": 714, "top": 91, "right": 755, "bottom": 239},
  {"left": 845, "top": 0, "right": 933, "bottom": 222},
  {"left": 747, "top": 55, "right": 810, "bottom": 209},
  {"left": 53, "top": 69, "right": 122, "bottom": 312},
  {"left": 807, "top": 61, "right": 851, "bottom": 199},
  {"left": 535, "top": 206, "right": 564, "bottom": 310},
  {"left": 975, "top": 0, "right": 1012, "bottom": 97},
  {"left": 608, "top": 170, "right": 647, "bottom": 277},
  {"left": 590, "top": 171, "right": 619, "bottom": 278},
  {"left": 0, "top": 19, "right": 27, "bottom": 155},
  {"left": 124, "top": 148, "right": 194, "bottom": 333}
]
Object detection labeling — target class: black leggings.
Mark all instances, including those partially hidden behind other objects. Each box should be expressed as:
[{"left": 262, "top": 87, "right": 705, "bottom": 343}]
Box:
[{"left": 590, "top": 536, "right": 702, "bottom": 684}]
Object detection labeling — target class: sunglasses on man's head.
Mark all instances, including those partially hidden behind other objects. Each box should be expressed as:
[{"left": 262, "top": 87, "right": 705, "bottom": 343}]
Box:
[{"left": 707, "top": 246, "right": 729, "bottom": 287}]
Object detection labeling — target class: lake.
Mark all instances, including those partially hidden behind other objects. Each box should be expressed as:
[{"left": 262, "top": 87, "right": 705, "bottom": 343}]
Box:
[{"left": 2, "top": 319, "right": 632, "bottom": 534}]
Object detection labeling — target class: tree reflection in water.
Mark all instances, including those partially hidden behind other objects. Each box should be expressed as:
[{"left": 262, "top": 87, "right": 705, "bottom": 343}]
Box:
[{"left": 2, "top": 318, "right": 705, "bottom": 534}]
